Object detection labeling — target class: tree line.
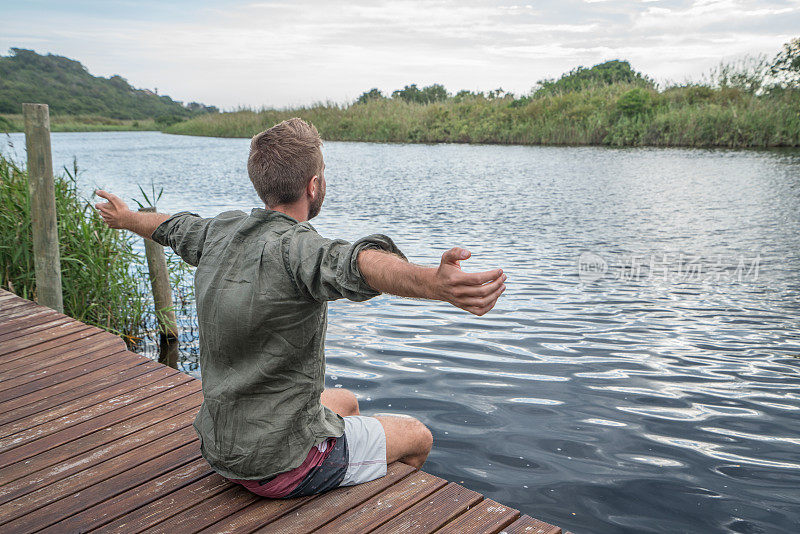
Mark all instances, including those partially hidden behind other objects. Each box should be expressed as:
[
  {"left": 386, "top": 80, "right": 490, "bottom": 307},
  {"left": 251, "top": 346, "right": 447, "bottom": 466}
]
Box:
[{"left": 356, "top": 38, "right": 800, "bottom": 106}]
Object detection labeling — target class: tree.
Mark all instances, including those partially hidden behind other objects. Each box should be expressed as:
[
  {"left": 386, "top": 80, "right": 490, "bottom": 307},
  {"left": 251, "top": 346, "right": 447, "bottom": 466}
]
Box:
[
  {"left": 534, "top": 60, "right": 653, "bottom": 96},
  {"left": 616, "top": 88, "right": 651, "bottom": 116},
  {"left": 420, "top": 84, "right": 448, "bottom": 103},
  {"left": 771, "top": 37, "right": 800, "bottom": 87},
  {"left": 391, "top": 83, "right": 448, "bottom": 104},
  {"left": 356, "top": 88, "right": 384, "bottom": 104},
  {"left": 392, "top": 84, "right": 424, "bottom": 103}
]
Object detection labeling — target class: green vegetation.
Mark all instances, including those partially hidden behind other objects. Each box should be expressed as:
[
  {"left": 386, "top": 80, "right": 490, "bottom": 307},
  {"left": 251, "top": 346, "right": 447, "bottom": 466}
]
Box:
[
  {"left": 167, "top": 41, "right": 800, "bottom": 148},
  {"left": 534, "top": 59, "right": 653, "bottom": 96},
  {"left": 0, "top": 48, "right": 217, "bottom": 129},
  {"left": 3, "top": 40, "right": 799, "bottom": 147},
  {"left": 0, "top": 114, "right": 157, "bottom": 132},
  {"left": 0, "top": 153, "right": 148, "bottom": 346}
]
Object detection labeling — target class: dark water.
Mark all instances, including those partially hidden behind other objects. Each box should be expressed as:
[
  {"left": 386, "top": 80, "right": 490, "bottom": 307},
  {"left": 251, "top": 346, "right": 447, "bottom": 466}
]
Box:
[{"left": 5, "top": 131, "right": 800, "bottom": 533}]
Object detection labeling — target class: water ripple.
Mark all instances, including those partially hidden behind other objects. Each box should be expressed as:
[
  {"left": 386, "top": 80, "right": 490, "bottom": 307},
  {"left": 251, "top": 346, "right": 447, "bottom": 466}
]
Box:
[{"left": 10, "top": 132, "right": 800, "bottom": 534}]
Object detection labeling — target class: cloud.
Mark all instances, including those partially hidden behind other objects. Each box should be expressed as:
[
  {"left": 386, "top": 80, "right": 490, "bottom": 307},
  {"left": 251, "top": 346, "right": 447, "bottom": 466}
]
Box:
[{"left": 0, "top": 0, "right": 797, "bottom": 107}]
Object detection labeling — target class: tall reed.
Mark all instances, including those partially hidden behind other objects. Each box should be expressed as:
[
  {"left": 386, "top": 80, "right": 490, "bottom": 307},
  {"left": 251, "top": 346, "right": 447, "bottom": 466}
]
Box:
[
  {"left": 166, "top": 84, "right": 800, "bottom": 148},
  {"left": 0, "top": 153, "right": 149, "bottom": 346}
]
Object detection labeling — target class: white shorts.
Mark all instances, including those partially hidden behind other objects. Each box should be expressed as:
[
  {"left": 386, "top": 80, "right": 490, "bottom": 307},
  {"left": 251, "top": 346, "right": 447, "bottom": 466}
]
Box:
[{"left": 339, "top": 415, "right": 388, "bottom": 487}]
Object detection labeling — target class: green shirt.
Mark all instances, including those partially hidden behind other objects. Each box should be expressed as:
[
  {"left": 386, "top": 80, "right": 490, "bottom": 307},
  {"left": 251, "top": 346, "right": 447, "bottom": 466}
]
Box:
[{"left": 151, "top": 207, "right": 405, "bottom": 480}]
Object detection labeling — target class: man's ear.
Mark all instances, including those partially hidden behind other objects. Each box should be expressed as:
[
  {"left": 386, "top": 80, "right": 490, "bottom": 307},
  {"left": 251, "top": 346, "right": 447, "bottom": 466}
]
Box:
[{"left": 307, "top": 175, "right": 319, "bottom": 198}]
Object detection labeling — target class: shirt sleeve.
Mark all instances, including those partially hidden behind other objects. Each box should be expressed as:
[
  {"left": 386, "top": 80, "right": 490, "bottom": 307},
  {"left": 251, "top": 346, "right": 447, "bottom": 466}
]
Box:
[
  {"left": 150, "top": 211, "right": 212, "bottom": 267},
  {"left": 283, "top": 224, "right": 407, "bottom": 302}
]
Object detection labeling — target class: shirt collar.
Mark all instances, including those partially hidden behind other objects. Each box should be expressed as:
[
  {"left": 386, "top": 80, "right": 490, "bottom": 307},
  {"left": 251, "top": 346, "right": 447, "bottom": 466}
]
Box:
[{"left": 250, "top": 207, "right": 300, "bottom": 225}]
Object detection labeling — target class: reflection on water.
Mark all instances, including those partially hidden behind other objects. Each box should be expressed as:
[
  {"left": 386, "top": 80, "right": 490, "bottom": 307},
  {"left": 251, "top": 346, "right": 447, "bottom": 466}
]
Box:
[{"left": 5, "top": 132, "right": 800, "bottom": 533}]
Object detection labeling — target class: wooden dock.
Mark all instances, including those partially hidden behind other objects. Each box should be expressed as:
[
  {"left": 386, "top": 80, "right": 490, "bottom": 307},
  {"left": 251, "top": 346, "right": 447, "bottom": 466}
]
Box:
[{"left": 0, "top": 289, "right": 567, "bottom": 533}]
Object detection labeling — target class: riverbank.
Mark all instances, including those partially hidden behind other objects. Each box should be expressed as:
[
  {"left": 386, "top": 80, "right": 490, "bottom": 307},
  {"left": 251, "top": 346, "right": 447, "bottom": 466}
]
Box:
[
  {"left": 164, "top": 83, "right": 800, "bottom": 148},
  {"left": 3, "top": 84, "right": 798, "bottom": 148},
  {"left": 0, "top": 114, "right": 157, "bottom": 132}
]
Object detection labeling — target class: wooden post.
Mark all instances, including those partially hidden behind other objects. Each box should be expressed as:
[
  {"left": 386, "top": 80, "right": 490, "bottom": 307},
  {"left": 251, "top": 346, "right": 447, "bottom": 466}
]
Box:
[
  {"left": 139, "top": 207, "right": 179, "bottom": 369},
  {"left": 23, "top": 103, "right": 63, "bottom": 313}
]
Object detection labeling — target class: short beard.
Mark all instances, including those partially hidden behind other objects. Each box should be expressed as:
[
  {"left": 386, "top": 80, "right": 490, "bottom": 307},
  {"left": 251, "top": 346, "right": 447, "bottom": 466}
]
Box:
[{"left": 307, "top": 189, "right": 324, "bottom": 220}]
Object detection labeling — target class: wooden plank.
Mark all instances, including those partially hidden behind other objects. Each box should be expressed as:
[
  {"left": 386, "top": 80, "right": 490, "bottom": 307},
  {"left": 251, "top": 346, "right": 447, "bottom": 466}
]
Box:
[
  {"left": 0, "top": 326, "right": 116, "bottom": 361},
  {"left": 0, "top": 322, "right": 96, "bottom": 356},
  {"left": 0, "top": 309, "right": 60, "bottom": 331},
  {"left": 0, "top": 330, "right": 120, "bottom": 376},
  {"left": 369, "top": 482, "right": 484, "bottom": 534},
  {"left": 193, "top": 493, "right": 315, "bottom": 534},
  {"left": 249, "top": 462, "right": 418, "bottom": 534},
  {"left": 434, "top": 498, "right": 520, "bottom": 533},
  {"left": 93, "top": 471, "right": 234, "bottom": 534},
  {"left": 0, "top": 308, "right": 61, "bottom": 334},
  {"left": 0, "top": 290, "right": 24, "bottom": 302},
  {"left": 0, "top": 300, "right": 38, "bottom": 316},
  {"left": 0, "top": 377, "right": 199, "bottom": 465},
  {"left": 40, "top": 458, "right": 213, "bottom": 534},
  {"left": 0, "top": 405, "right": 197, "bottom": 506},
  {"left": 0, "top": 361, "right": 183, "bottom": 438},
  {"left": 0, "top": 300, "right": 25, "bottom": 311},
  {"left": 0, "top": 349, "right": 142, "bottom": 403},
  {"left": 138, "top": 485, "right": 260, "bottom": 534},
  {"left": 0, "top": 435, "right": 200, "bottom": 532},
  {"left": 0, "top": 425, "right": 199, "bottom": 519},
  {"left": 0, "top": 329, "right": 117, "bottom": 368},
  {"left": 0, "top": 316, "right": 73, "bottom": 343},
  {"left": 0, "top": 358, "right": 157, "bottom": 426},
  {"left": 36, "top": 457, "right": 214, "bottom": 534},
  {"left": 0, "top": 368, "right": 193, "bottom": 452},
  {"left": 501, "top": 515, "right": 562, "bottom": 534},
  {"left": 0, "top": 330, "right": 124, "bottom": 372},
  {"left": 0, "top": 352, "right": 156, "bottom": 414},
  {"left": 0, "top": 343, "right": 128, "bottom": 389},
  {"left": 316, "top": 469, "right": 449, "bottom": 534},
  {"left": 0, "top": 390, "right": 202, "bottom": 492}
]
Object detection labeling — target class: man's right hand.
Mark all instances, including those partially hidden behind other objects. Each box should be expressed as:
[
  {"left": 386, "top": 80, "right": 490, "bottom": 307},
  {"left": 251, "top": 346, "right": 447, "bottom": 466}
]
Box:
[
  {"left": 93, "top": 190, "right": 172, "bottom": 240},
  {"left": 94, "top": 190, "right": 132, "bottom": 229},
  {"left": 357, "top": 246, "right": 507, "bottom": 316},
  {"left": 432, "top": 247, "right": 506, "bottom": 316}
]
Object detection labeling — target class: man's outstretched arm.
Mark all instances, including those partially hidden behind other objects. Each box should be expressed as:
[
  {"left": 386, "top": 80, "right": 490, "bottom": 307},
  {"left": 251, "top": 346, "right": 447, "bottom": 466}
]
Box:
[
  {"left": 357, "top": 247, "right": 506, "bottom": 316},
  {"left": 94, "top": 190, "right": 170, "bottom": 239}
]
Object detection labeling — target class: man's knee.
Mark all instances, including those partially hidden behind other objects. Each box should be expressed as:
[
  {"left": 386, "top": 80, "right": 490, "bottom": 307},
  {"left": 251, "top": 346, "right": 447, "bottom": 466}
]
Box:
[
  {"left": 320, "top": 388, "right": 360, "bottom": 416},
  {"left": 376, "top": 414, "right": 433, "bottom": 462},
  {"left": 396, "top": 416, "right": 432, "bottom": 469},
  {"left": 414, "top": 418, "right": 433, "bottom": 455}
]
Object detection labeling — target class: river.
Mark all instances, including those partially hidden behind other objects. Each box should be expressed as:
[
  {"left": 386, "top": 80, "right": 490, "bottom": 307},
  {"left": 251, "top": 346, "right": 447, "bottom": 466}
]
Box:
[{"left": 4, "top": 131, "right": 800, "bottom": 533}]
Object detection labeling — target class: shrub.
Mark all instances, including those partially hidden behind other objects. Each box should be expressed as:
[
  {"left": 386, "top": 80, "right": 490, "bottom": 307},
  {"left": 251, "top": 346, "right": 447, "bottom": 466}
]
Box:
[
  {"left": 0, "top": 153, "right": 148, "bottom": 345},
  {"left": 616, "top": 88, "right": 652, "bottom": 116}
]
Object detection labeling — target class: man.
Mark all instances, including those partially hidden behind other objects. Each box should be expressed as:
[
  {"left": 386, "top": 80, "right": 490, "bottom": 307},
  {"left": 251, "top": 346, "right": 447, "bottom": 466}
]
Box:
[{"left": 94, "top": 117, "right": 506, "bottom": 499}]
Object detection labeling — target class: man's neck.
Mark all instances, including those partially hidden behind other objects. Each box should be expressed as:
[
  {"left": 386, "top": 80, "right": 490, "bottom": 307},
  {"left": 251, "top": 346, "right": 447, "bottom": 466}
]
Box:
[{"left": 269, "top": 203, "right": 308, "bottom": 223}]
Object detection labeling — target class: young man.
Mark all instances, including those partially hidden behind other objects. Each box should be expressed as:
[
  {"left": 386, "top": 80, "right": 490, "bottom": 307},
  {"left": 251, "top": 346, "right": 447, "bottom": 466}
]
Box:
[{"left": 94, "top": 118, "right": 506, "bottom": 499}]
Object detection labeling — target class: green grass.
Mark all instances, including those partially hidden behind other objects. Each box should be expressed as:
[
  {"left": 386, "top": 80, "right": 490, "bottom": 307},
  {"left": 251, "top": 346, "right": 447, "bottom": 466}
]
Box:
[
  {"left": 0, "top": 114, "right": 157, "bottom": 132},
  {"left": 0, "top": 154, "right": 150, "bottom": 346},
  {"left": 165, "top": 84, "right": 800, "bottom": 148}
]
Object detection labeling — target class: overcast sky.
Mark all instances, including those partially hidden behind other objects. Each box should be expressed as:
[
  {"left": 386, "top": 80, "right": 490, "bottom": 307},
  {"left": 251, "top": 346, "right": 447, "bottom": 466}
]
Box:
[{"left": 2, "top": 0, "right": 798, "bottom": 109}]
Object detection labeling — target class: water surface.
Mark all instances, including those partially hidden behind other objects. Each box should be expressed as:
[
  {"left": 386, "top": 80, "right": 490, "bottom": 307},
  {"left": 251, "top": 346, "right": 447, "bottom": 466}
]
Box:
[{"left": 5, "top": 132, "right": 800, "bottom": 533}]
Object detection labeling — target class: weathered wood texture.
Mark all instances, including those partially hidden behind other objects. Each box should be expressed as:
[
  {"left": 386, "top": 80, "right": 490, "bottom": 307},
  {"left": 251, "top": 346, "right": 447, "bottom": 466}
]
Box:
[
  {"left": 139, "top": 206, "right": 179, "bottom": 369},
  {"left": 0, "top": 289, "right": 565, "bottom": 533},
  {"left": 22, "top": 103, "right": 64, "bottom": 313}
]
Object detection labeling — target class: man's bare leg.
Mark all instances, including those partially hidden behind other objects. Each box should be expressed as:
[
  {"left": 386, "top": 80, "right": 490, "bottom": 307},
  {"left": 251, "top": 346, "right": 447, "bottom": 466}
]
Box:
[
  {"left": 373, "top": 414, "right": 433, "bottom": 470},
  {"left": 320, "top": 389, "right": 433, "bottom": 470},
  {"left": 321, "top": 388, "right": 360, "bottom": 417}
]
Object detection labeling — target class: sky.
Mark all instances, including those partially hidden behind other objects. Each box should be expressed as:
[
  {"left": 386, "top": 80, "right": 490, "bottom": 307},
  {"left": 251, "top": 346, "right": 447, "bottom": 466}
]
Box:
[{"left": 2, "top": 0, "right": 799, "bottom": 109}]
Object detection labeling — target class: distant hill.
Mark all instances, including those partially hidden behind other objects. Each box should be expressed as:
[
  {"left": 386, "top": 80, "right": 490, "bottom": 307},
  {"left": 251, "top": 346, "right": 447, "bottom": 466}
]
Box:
[{"left": 0, "top": 48, "right": 217, "bottom": 120}]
